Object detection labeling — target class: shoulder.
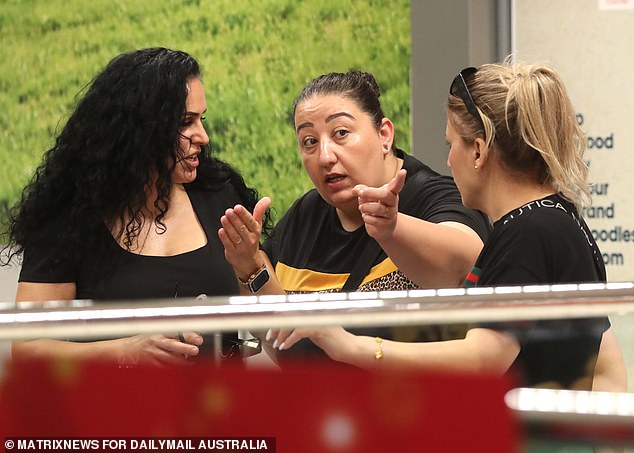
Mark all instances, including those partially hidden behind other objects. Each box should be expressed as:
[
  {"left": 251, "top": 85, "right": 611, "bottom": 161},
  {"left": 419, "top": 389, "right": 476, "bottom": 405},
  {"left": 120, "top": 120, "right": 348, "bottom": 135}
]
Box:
[
  {"left": 401, "top": 152, "right": 462, "bottom": 197},
  {"left": 402, "top": 152, "right": 445, "bottom": 182},
  {"left": 186, "top": 180, "right": 242, "bottom": 206},
  {"left": 263, "top": 189, "right": 328, "bottom": 261},
  {"left": 273, "top": 189, "right": 328, "bottom": 235},
  {"left": 489, "top": 196, "right": 588, "bottom": 260},
  {"left": 502, "top": 197, "right": 580, "bottom": 237},
  {"left": 19, "top": 236, "right": 79, "bottom": 284},
  {"left": 479, "top": 196, "right": 604, "bottom": 285},
  {"left": 285, "top": 189, "right": 327, "bottom": 216}
]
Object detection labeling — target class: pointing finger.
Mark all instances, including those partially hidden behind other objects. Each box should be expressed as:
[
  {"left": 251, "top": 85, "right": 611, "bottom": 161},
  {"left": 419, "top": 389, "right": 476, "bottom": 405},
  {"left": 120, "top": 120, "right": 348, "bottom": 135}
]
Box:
[{"left": 387, "top": 169, "right": 407, "bottom": 196}]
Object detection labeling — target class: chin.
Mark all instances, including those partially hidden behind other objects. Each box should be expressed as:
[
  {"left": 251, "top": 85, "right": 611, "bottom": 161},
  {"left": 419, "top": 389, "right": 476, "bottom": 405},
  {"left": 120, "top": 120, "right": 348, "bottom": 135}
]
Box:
[
  {"left": 174, "top": 170, "right": 197, "bottom": 185},
  {"left": 325, "top": 193, "right": 357, "bottom": 211}
]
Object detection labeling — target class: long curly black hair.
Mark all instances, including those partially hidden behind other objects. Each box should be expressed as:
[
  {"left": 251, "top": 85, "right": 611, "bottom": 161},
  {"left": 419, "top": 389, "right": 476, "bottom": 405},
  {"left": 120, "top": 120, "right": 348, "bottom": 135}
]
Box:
[{"left": 2, "top": 47, "right": 270, "bottom": 268}]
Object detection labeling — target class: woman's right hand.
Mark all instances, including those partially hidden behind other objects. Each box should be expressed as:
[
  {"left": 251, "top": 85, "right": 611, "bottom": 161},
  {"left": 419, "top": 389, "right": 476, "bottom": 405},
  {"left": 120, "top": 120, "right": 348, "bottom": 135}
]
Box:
[
  {"left": 118, "top": 332, "right": 202, "bottom": 366},
  {"left": 354, "top": 169, "right": 406, "bottom": 241},
  {"left": 218, "top": 197, "right": 271, "bottom": 281}
]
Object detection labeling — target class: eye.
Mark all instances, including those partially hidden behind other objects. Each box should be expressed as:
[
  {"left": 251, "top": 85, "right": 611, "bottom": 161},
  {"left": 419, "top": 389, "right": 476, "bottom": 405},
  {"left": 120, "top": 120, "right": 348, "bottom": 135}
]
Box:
[
  {"left": 302, "top": 137, "right": 317, "bottom": 147},
  {"left": 334, "top": 129, "right": 349, "bottom": 139}
]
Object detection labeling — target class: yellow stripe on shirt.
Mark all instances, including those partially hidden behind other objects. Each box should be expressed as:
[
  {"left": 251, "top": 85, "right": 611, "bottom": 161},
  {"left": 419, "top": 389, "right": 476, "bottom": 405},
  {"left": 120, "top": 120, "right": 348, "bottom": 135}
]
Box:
[{"left": 275, "top": 257, "right": 399, "bottom": 292}]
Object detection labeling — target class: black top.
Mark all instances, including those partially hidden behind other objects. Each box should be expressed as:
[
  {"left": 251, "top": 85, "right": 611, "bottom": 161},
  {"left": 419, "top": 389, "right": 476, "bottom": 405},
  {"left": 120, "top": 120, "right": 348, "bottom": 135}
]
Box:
[
  {"left": 19, "top": 183, "right": 245, "bottom": 358},
  {"left": 465, "top": 194, "right": 609, "bottom": 388}
]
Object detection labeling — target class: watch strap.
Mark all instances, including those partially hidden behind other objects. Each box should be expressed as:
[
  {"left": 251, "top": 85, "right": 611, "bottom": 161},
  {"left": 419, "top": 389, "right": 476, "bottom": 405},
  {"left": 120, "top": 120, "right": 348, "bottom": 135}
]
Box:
[{"left": 238, "top": 265, "right": 270, "bottom": 293}]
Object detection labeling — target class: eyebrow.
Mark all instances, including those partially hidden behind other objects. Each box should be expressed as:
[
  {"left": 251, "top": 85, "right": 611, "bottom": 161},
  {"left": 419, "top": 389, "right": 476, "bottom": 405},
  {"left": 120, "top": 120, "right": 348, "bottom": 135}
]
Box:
[
  {"left": 183, "top": 109, "right": 207, "bottom": 116},
  {"left": 295, "top": 111, "right": 356, "bottom": 133}
]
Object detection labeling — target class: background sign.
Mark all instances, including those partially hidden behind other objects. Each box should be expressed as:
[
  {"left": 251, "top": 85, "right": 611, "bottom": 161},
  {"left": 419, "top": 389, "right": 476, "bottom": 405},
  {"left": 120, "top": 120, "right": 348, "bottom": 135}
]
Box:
[{"left": 514, "top": 0, "right": 634, "bottom": 281}]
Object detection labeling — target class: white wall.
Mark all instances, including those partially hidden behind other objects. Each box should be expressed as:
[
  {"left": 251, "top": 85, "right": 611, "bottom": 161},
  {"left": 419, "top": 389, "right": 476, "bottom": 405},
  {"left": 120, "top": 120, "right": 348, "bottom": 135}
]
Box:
[
  {"left": 0, "top": 263, "right": 18, "bottom": 366},
  {"left": 410, "top": 0, "right": 500, "bottom": 175},
  {"left": 0, "top": 262, "right": 19, "bottom": 304}
]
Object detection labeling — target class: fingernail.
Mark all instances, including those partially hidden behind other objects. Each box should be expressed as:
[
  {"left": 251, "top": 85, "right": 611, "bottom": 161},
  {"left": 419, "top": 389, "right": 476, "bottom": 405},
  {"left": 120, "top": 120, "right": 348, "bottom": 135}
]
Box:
[
  {"left": 278, "top": 342, "right": 286, "bottom": 351},
  {"left": 272, "top": 339, "right": 278, "bottom": 349},
  {"left": 266, "top": 329, "right": 272, "bottom": 341}
]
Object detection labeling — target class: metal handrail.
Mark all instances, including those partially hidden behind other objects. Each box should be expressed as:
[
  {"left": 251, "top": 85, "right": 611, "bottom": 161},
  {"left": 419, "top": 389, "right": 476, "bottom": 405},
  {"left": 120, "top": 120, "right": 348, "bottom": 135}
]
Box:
[{"left": 1, "top": 281, "right": 633, "bottom": 340}]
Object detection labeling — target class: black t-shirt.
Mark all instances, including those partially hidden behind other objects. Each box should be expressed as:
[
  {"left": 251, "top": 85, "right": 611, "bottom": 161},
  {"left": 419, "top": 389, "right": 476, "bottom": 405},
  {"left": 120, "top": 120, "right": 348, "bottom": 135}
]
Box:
[
  {"left": 465, "top": 194, "right": 609, "bottom": 388},
  {"left": 19, "top": 183, "right": 245, "bottom": 357}
]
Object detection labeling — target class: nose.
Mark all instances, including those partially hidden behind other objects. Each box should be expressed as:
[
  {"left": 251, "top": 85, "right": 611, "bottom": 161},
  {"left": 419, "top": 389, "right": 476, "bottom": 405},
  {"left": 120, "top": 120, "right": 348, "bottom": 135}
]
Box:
[
  {"left": 192, "top": 120, "right": 209, "bottom": 146},
  {"left": 318, "top": 139, "right": 337, "bottom": 166}
]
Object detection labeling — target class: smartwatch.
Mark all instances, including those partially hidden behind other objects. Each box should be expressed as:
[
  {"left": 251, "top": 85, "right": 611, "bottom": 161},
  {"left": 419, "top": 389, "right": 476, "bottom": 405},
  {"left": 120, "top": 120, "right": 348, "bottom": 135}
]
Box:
[{"left": 239, "top": 265, "right": 270, "bottom": 293}]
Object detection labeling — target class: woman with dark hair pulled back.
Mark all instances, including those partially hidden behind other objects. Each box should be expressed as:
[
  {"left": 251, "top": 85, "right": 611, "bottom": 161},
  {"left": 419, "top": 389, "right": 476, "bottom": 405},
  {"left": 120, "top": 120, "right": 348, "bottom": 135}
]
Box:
[{"left": 219, "top": 69, "right": 492, "bottom": 367}]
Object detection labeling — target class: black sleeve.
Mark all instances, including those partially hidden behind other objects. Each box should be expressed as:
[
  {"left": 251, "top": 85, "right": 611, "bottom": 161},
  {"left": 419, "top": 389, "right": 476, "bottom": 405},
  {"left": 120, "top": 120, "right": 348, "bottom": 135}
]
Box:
[
  {"left": 262, "top": 198, "right": 296, "bottom": 268},
  {"left": 19, "top": 242, "right": 75, "bottom": 283}
]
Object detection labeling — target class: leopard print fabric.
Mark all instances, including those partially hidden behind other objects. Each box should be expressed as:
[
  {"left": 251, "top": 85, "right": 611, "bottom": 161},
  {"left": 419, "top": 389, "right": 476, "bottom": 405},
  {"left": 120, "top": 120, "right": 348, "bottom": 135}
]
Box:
[
  {"left": 286, "top": 270, "right": 468, "bottom": 341},
  {"left": 358, "top": 269, "right": 418, "bottom": 292}
]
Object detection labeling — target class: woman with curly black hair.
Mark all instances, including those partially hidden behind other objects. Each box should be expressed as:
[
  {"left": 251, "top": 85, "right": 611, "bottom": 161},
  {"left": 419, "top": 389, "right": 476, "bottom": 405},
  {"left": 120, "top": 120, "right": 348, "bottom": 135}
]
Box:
[{"left": 3, "top": 47, "right": 275, "bottom": 366}]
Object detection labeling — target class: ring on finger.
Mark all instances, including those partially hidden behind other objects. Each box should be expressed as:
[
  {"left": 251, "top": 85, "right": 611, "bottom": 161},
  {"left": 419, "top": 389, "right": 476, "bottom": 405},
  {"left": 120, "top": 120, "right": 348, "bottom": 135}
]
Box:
[
  {"left": 239, "top": 225, "right": 247, "bottom": 233},
  {"left": 234, "top": 237, "right": 242, "bottom": 245}
]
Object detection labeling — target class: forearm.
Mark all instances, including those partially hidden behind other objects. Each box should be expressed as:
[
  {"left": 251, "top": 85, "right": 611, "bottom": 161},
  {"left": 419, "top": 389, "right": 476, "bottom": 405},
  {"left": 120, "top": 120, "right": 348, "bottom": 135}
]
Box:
[
  {"left": 328, "top": 328, "right": 519, "bottom": 374},
  {"left": 377, "top": 215, "right": 483, "bottom": 288},
  {"left": 14, "top": 281, "right": 128, "bottom": 364},
  {"left": 11, "top": 337, "right": 128, "bottom": 364}
]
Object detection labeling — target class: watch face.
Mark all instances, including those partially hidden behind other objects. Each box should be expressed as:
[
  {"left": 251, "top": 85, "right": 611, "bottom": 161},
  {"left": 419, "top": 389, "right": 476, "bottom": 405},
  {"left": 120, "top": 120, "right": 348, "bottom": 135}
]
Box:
[{"left": 250, "top": 268, "right": 270, "bottom": 293}]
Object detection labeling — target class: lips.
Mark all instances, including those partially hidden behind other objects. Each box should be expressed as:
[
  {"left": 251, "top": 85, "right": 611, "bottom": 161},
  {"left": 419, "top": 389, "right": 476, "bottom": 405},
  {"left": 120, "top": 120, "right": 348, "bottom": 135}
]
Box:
[
  {"left": 325, "top": 173, "right": 345, "bottom": 184},
  {"left": 182, "top": 152, "right": 200, "bottom": 167}
]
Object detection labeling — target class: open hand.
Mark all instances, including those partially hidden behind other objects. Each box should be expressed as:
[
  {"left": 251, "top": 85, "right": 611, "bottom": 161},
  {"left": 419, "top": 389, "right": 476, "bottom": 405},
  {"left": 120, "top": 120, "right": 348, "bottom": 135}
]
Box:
[{"left": 218, "top": 197, "right": 271, "bottom": 279}]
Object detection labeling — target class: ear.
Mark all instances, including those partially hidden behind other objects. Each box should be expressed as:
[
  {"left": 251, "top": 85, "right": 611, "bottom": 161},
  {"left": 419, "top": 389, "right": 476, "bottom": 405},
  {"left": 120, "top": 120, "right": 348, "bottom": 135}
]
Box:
[
  {"left": 379, "top": 118, "right": 395, "bottom": 155},
  {"left": 473, "top": 137, "right": 488, "bottom": 169}
]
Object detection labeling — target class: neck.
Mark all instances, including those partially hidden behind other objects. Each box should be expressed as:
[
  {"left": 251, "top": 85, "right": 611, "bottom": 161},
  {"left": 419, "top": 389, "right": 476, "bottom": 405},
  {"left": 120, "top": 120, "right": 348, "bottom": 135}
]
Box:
[
  {"left": 143, "top": 182, "right": 187, "bottom": 213},
  {"left": 485, "top": 179, "right": 556, "bottom": 222},
  {"left": 387, "top": 153, "right": 403, "bottom": 180},
  {"left": 336, "top": 205, "right": 364, "bottom": 232}
]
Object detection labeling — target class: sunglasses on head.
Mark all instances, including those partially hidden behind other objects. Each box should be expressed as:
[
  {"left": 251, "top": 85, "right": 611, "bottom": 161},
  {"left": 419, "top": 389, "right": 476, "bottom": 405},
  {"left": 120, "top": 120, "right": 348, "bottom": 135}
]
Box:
[{"left": 450, "top": 67, "right": 485, "bottom": 130}]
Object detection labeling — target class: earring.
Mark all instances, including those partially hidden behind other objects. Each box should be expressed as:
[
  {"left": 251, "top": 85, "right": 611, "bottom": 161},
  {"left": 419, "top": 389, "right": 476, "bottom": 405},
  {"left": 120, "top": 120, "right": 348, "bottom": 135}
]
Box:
[
  {"left": 383, "top": 145, "right": 389, "bottom": 150},
  {"left": 474, "top": 165, "right": 479, "bottom": 169}
]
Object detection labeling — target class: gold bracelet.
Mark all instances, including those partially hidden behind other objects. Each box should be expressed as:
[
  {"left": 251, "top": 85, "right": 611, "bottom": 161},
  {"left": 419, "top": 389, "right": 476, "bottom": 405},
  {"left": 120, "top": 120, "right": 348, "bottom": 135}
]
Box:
[{"left": 374, "top": 337, "right": 383, "bottom": 361}]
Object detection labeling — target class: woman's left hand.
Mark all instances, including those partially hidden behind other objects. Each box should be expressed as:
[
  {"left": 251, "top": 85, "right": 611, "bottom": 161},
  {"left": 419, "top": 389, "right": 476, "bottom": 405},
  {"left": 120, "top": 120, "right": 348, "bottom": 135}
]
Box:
[
  {"left": 218, "top": 197, "right": 270, "bottom": 280},
  {"left": 353, "top": 169, "right": 406, "bottom": 241}
]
